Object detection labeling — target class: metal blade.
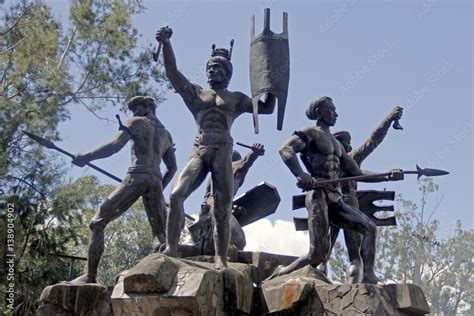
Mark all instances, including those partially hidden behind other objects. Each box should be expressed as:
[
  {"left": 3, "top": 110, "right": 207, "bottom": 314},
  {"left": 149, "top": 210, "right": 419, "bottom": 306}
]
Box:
[
  {"left": 22, "top": 130, "right": 56, "bottom": 149},
  {"left": 416, "top": 164, "right": 450, "bottom": 179}
]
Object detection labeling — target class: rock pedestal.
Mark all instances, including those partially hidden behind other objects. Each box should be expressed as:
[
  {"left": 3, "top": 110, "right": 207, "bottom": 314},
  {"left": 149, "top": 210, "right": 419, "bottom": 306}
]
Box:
[
  {"left": 111, "top": 253, "right": 254, "bottom": 315},
  {"left": 260, "top": 266, "right": 430, "bottom": 315},
  {"left": 36, "top": 251, "right": 431, "bottom": 315},
  {"left": 36, "top": 283, "right": 112, "bottom": 316}
]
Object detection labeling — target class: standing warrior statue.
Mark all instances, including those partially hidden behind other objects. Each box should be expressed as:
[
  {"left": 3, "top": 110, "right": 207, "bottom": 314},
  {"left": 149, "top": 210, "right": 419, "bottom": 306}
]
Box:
[
  {"left": 270, "top": 96, "right": 401, "bottom": 279},
  {"left": 325, "top": 106, "right": 404, "bottom": 284},
  {"left": 155, "top": 28, "right": 276, "bottom": 269},
  {"left": 70, "top": 96, "right": 177, "bottom": 284}
]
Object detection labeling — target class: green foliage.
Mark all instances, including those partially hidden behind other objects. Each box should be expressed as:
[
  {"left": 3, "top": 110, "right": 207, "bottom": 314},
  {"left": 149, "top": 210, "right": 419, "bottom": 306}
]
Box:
[
  {"left": 0, "top": 1, "right": 168, "bottom": 314},
  {"left": 328, "top": 179, "right": 473, "bottom": 315},
  {"left": 0, "top": 174, "right": 109, "bottom": 315},
  {"left": 0, "top": 0, "right": 167, "bottom": 176}
]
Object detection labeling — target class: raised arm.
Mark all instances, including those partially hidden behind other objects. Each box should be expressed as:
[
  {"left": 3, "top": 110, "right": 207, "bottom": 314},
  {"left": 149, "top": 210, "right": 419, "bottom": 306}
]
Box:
[
  {"left": 233, "top": 143, "right": 265, "bottom": 192},
  {"left": 161, "top": 134, "right": 177, "bottom": 189},
  {"left": 352, "top": 106, "right": 403, "bottom": 164},
  {"left": 72, "top": 131, "right": 130, "bottom": 167},
  {"left": 155, "top": 28, "right": 197, "bottom": 104}
]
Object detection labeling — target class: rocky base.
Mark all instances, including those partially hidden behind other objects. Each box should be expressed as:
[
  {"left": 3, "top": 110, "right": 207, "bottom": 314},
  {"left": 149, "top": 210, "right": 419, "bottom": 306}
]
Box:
[
  {"left": 37, "top": 252, "right": 430, "bottom": 315},
  {"left": 36, "top": 283, "right": 112, "bottom": 316}
]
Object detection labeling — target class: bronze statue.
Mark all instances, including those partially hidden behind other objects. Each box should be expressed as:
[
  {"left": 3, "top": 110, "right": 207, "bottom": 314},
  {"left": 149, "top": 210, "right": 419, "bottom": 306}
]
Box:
[
  {"left": 70, "top": 96, "right": 177, "bottom": 284},
  {"left": 269, "top": 96, "right": 401, "bottom": 279},
  {"left": 189, "top": 143, "right": 265, "bottom": 253},
  {"left": 324, "top": 106, "right": 404, "bottom": 284},
  {"left": 155, "top": 28, "right": 276, "bottom": 269}
]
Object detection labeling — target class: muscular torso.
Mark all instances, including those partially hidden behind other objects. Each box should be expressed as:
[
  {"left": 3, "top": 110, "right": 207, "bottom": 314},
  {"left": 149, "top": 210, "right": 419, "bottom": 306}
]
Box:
[
  {"left": 188, "top": 88, "right": 246, "bottom": 143},
  {"left": 127, "top": 116, "right": 172, "bottom": 173},
  {"left": 300, "top": 127, "right": 343, "bottom": 180}
]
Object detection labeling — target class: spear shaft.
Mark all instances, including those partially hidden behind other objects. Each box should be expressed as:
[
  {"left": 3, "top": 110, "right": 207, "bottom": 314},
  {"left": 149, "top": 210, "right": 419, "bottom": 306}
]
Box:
[
  {"left": 307, "top": 165, "right": 449, "bottom": 188},
  {"left": 23, "top": 131, "right": 122, "bottom": 183},
  {"left": 23, "top": 131, "right": 197, "bottom": 221}
]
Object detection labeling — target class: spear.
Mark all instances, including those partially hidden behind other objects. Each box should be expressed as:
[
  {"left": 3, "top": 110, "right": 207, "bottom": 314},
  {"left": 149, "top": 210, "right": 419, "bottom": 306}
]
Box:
[
  {"left": 23, "top": 130, "right": 196, "bottom": 222},
  {"left": 22, "top": 130, "right": 122, "bottom": 183},
  {"left": 302, "top": 165, "right": 449, "bottom": 189}
]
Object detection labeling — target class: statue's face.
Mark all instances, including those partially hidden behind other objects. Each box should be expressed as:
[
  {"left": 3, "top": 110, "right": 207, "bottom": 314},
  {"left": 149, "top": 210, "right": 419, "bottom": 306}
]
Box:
[
  {"left": 132, "top": 103, "right": 148, "bottom": 117},
  {"left": 319, "top": 100, "right": 338, "bottom": 126},
  {"left": 207, "top": 61, "right": 227, "bottom": 85}
]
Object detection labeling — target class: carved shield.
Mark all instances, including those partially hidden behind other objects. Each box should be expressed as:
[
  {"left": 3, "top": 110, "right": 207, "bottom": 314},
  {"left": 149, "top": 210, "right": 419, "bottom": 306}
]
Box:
[
  {"left": 233, "top": 181, "right": 281, "bottom": 227},
  {"left": 250, "top": 8, "right": 289, "bottom": 133},
  {"left": 292, "top": 190, "right": 397, "bottom": 231}
]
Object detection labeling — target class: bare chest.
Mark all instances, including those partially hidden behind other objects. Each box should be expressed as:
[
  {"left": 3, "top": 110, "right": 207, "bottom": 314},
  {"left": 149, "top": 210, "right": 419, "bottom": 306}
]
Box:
[
  {"left": 194, "top": 90, "right": 241, "bottom": 113},
  {"left": 310, "top": 132, "right": 342, "bottom": 157}
]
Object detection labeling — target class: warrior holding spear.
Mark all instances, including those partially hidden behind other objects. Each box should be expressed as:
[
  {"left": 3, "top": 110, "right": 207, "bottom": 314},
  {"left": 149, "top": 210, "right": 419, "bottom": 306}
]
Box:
[
  {"left": 269, "top": 97, "right": 403, "bottom": 279},
  {"left": 65, "top": 96, "right": 176, "bottom": 284},
  {"left": 269, "top": 96, "right": 448, "bottom": 280}
]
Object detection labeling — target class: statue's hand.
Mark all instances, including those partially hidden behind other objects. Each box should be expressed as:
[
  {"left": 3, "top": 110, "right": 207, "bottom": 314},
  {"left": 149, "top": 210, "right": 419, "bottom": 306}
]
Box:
[
  {"left": 388, "top": 106, "right": 403, "bottom": 122},
  {"left": 296, "top": 173, "right": 314, "bottom": 191},
  {"left": 388, "top": 168, "right": 404, "bottom": 181},
  {"left": 251, "top": 143, "right": 265, "bottom": 156},
  {"left": 72, "top": 153, "right": 89, "bottom": 167},
  {"left": 155, "top": 27, "right": 172, "bottom": 43}
]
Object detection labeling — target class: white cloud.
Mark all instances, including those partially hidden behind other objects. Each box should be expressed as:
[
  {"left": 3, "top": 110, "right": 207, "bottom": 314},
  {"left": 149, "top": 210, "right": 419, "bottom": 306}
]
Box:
[{"left": 243, "top": 219, "right": 309, "bottom": 256}]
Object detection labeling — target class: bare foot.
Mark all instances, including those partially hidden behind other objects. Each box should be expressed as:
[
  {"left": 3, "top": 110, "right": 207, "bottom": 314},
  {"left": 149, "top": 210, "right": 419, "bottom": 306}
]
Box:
[
  {"left": 362, "top": 272, "right": 382, "bottom": 285},
  {"left": 68, "top": 274, "right": 96, "bottom": 285},
  {"left": 264, "top": 265, "right": 286, "bottom": 281},
  {"left": 162, "top": 246, "right": 177, "bottom": 257},
  {"left": 155, "top": 243, "right": 166, "bottom": 253},
  {"left": 214, "top": 256, "right": 228, "bottom": 270},
  {"left": 152, "top": 243, "right": 161, "bottom": 253},
  {"left": 347, "top": 263, "right": 363, "bottom": 284}
]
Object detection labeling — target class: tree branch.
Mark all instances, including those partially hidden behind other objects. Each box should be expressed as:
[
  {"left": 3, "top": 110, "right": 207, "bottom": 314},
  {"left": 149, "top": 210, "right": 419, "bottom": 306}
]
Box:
[
  {"left": 0, "top": 37, "right": 26, "bottom": 55},
  {"left": 78, "top": 98, "right": 115, "bottom": 123},
  {"left": 56, "top": 26, "right": 78, "bottom": 71},
  {"left": 0, "top": 4, "right": 33, "bottom": 36}
]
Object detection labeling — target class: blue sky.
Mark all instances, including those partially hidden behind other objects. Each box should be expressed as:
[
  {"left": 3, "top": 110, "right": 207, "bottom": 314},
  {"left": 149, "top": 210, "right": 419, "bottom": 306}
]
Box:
[{"left": 52, "top": 1, "right": 472, "bottom": 240}]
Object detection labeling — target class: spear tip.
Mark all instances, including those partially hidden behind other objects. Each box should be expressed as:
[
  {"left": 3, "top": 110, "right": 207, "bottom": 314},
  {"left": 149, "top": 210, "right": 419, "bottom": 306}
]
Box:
[
  {"left": 22, "top": 130, "right": 55, "bottom": 149},
  {"left": 416, "top": 164, "right": 450, "bottom": 178}
]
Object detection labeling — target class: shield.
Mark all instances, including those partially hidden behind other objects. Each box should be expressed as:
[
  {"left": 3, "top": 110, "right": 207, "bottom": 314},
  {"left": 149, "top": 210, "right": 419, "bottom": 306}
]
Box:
[
  {"left": 356, "top": 190, "right": 397, "bottom": 226},
  {"left": 233, "top": 181, "right": 281, "bottom": 227},
  {"left": 250, "top": 8, "right": 290, "bottom": 133},
  {"left": 292, "top": 190, "right": 397, "bottom": 231}
]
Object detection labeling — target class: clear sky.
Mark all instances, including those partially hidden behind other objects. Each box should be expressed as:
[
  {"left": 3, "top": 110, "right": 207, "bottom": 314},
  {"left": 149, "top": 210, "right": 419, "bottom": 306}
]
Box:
[{"left": 52, "top": 0, "right": 472, "bottom": 249}]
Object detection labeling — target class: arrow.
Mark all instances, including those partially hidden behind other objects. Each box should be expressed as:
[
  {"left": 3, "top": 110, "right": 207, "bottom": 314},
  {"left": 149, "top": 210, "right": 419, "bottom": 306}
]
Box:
[
  {"left": 23, "top": 130, "right": 122, "bottom": 183},
  {"left": 303, "top": 165, "right": 449, "bottom": 189}
]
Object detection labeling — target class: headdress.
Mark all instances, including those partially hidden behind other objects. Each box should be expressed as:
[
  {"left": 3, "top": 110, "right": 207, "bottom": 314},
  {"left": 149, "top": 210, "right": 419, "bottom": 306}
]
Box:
[
  {"left": 127, "top": 96, "right": 156, "bottom": 111},
  {"left": 206, "top": 39, "right": 234, "bottom": 84}
]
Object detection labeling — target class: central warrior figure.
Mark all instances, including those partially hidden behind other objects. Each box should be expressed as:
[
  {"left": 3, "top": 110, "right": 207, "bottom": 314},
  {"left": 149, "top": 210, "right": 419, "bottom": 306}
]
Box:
[{"left": 156, "top": 28, "right": 276, "bottom": 269}]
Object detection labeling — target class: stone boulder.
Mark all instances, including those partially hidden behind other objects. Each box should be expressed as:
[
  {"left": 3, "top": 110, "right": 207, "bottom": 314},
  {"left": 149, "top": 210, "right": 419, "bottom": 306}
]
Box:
[
  {"left": 36, "top": 283, "right": 112, "bottom": 316},
  {"left": 260, "top": 265, "right": 328, "bottom": 315},
  {"left": 260, "top": 265, "right": 430, "bottom": 315},
  {"left": 111, "top": 253, "right": 254, "bottom": 315},
  {"left": 385, "top": 283, "right": 431, "bottom": 314}
]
